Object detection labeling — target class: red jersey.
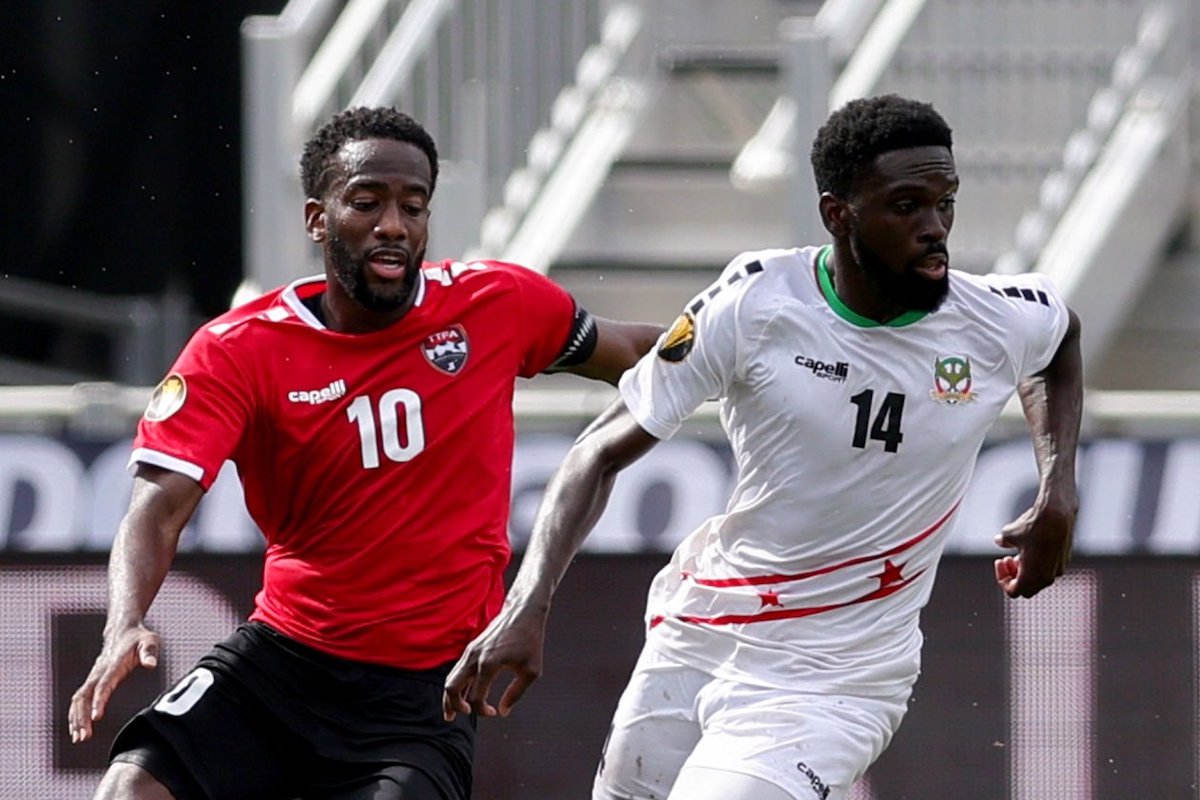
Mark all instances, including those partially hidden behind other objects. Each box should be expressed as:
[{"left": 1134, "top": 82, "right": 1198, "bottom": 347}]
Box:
[{"left": 131, "top": 260, "right": 576, "bottom": 669}]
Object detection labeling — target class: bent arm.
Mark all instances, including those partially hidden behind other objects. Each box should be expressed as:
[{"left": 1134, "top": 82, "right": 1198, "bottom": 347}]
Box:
[
  {"left": 559, "top": 317, "right": 664, "bottom": 386},
  {"left": 443, "top": 399, "right": 658, "bottom": 718},
  {"left": 69, "top": 464, "right": 203, "bottom": 742},
  {"left": 106, "top": 465, "right": 205, "bottom": 634},
  {"left": 996, "top": 308, "right": 1083, "bottom": 597},
  {"left": 1021, "top": 308, "right": 1083, "bottom": 516},
  {"left": 512, "top": 399, "right": 660, "bottom": 612}
]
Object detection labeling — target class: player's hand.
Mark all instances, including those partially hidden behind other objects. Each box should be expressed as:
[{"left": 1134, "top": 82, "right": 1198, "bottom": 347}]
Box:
[
  {"left": 68, "top": 625, "right": 161, "bottom": 744},
  {"left": 993, "top": 501, "right": 1074, "bottom": 599},
  {"left": 443, "top": 602, "right": 548, "bottom": 722}
]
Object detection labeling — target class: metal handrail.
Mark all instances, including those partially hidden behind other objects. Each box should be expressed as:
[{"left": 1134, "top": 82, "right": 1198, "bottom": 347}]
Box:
[
  {"left": 242, "top": 0, "right": 613, "bottom": 292},
  {"left": 731, "top": 0, "right": 918, "bottom": 190},
  {"left": 996, "top": 2, "right": 1183, "bottom": 274}
]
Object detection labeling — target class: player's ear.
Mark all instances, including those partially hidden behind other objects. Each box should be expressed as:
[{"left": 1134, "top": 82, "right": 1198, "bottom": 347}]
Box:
[
  {"left": 305, "top": 199, "right": 327, "bottom": 243},
  {"left": 819, "top": 193, "right": 849, "bottom": 238}
]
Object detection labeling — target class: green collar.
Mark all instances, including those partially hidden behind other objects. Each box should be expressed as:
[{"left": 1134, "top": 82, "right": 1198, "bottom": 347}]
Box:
[{"left": 816, "top": 245, "right": 928, "bottom": 328}]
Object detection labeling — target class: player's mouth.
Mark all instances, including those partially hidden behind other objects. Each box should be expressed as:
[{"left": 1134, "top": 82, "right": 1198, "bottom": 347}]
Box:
[
  {"left": 366, "top": 248, "right": 410, "bottom": 281},
  {"left": 912, "top": 253, "right": 948, "bottom": 280}
]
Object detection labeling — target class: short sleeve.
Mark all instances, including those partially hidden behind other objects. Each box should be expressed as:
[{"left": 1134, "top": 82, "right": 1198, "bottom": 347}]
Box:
[
  {"left": 982, "top": 271, "right": 1071, "bottom": 377},
  {"left": 129, "top": 325, "right": 256, "bottom": 489},
  {"left": 497, "top": 262, "right": 577, "bottom": 378},
  {"left": 619, "top": 254, "right": 754, "bottom": 440}
]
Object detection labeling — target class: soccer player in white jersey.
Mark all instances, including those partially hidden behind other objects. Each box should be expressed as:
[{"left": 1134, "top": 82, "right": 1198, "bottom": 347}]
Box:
[{"left": 444, "top": 94, "right": 1083, "bottom": 800}]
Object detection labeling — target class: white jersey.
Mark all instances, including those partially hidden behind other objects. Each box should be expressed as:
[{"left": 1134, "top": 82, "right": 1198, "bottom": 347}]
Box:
[{"left": 618, "top": 245, "right": 1070, "bottom": 696}]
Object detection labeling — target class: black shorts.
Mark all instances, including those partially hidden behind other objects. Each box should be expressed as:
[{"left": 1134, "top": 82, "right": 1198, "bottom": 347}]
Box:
[{"left": 110, "top": 622, "right": 475, "bottom": 800}]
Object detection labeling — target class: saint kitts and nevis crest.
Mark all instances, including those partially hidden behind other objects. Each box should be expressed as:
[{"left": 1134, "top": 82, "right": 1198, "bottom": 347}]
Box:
[
  {"left": 930, "top": 354, "right": 977, "bottom": 404},
  {"left": 422, "top": 325, "right": 469, "bottom": 374}
]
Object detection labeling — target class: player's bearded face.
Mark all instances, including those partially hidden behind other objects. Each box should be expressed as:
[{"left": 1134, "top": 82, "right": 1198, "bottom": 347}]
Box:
[
  {"left": 849, "top": 230, "right": 950, "bottom": 313},
  {"left": 328, "top": 233, "right": 420, "bottom": 313}
]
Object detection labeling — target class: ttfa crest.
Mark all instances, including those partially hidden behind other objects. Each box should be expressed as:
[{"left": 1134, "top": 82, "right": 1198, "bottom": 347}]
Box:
[
  {"left": 930, "top": 355, "right": 976, "bottom": 404},
  {"left": 422, "top": 325, "right": 469, "bottom": 374}
]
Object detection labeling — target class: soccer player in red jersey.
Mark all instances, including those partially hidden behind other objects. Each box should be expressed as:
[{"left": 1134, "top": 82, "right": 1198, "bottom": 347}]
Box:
[{"left": 67, "top": 106, "right": 663, "bottom": 800}]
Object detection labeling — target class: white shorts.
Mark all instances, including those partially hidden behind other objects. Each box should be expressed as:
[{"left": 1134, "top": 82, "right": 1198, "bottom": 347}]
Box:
[{"left": 591, "top": 645, "right": 910, "bottom": 800}]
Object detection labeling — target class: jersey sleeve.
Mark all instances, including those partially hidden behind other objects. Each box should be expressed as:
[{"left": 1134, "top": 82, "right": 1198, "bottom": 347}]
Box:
[
  {"left": 129, "top": 325, "right": 256, "bottom": 490},
  {"left": 498, "top": 262, "right": 577, "bottom": 378},
  {"left": 619, "top": 253, "right": 757, "bottom": 440},
  {"left": 982, "top": 272, "right": 1071, "bottom": 377}
]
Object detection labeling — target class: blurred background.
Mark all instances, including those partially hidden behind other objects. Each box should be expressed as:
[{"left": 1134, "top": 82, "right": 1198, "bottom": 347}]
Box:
[{"left": 2, "top": 0, "right": 1199, "bottom": 798}]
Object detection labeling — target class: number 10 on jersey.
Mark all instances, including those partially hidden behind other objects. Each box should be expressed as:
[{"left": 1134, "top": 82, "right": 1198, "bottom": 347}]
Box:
[{"left": 346, "top": 390, "right": 426, "bottom": 468}]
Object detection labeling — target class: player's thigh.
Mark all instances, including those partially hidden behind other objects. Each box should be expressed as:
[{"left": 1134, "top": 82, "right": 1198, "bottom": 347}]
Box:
[
  {"left": 111, "top": 666, "right": 298, "bottom": 800},
  {"left": 314, "top": 765, "right": 444, "bottom": 800},
  {"left": 93, "top": 761, "right": 178, "bottom": 800},
  {"left": 667, "top": 765, "right": 797, "bottom": 800},
  {"left": 685, "top": 685, "right": 908, "bottom": 800},
  {"left": 591, "top": 646, "right": 710, "bottom": 800}
]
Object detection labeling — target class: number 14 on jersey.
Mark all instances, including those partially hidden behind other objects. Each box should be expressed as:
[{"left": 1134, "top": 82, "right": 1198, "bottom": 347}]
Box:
[{"left": 849, "top": 389, "right": 905, "bottom": 453}]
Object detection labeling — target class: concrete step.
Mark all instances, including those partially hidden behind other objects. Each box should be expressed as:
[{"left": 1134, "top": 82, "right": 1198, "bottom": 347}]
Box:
[{"left": 1092, "top": 245, "right": 1200, "bottom": 390}]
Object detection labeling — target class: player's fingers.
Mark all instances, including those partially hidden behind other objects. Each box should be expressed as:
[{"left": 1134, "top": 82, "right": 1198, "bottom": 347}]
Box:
[
  {"left": 465, "top": 663, "right": 502, "bottom": 717},
  {"left": 90, "top": 660, "right": 133, "bottom": 722},
  {"left": 497, "top": 674, "right": 534, "bottom": 717},
  {"left": 993, "top": 531, "right": 1019, "bottom": 552},
  {"left": 993, "top": 556, "right": 1020, "bottom": 598},
  {"left": 442, "top": 683, "right": 471, "bottom": 722},
  {"left": 68, "top": 684, "right": 96, "bottom": 743},
  {"left": 993, "top": 555, "right": 1017, "bottom": 582},
  {"left": 138, "top": 640, "right": 159, "bottom": 669},
  {"left": 442, "top": 656, "right": 477, "bottom": 720}
]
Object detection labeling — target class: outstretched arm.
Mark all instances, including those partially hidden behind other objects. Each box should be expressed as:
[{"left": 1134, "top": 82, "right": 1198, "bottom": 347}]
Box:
[
  {"left": 444, "top": 399, "right": 658, "bottom": 719},
  {"left": 68, "top": 464, "right": 203, "bottom": 743},
  {"left": 995, "top": 308, "right": 1083, "bottom": 598}
]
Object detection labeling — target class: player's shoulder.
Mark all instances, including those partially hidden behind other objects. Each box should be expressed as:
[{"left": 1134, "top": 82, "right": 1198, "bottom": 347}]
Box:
[
  {"left": 420, "top": 258, "right": 546, "bottom": 290},
  {"left": 184, "top": 276, "right": 343, "bottom": 361},
  {"left": 950, "top": 269, "right": 1063, "bottom": 317},
  {"left": 195, "top": 280, "right": 309, "bottom": 342},
  {"left": 688, "top": 247, "right": 809, "bottom": 319}
]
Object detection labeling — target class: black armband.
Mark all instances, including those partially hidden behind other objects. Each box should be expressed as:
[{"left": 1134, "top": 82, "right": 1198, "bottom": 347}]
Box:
[{"left": 546, "top": 304, "right": 598, "bottom": 370}]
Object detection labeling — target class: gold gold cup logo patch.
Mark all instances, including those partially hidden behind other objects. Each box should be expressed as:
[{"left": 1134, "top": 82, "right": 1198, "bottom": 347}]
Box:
[
  {"left": 657, "top": 312, "right": 696, "bottom": 362},
  {"left": 145, "top": 374, "right": 188, "bottom": 421}
]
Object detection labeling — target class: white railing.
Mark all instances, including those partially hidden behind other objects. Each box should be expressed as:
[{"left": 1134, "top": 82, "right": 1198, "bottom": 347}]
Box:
[
  {"left": 990, "top": 2, "right": 1192, "bottom": 370},
  {"left": 241, "top": 0, "right": 615, "bottom": 292},
  {"left": 468, "top": 2, "right": 650, "bottom": 271},
  {"left": 731, "top": 0, "right": 923, "bottom": 192},
  {"left": 996, "top": 2, "right": 1186, "bottom": 275}
]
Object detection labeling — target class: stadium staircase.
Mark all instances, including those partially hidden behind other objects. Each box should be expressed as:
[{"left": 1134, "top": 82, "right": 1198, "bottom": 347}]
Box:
[{"left": 241, "top": 0, "right": 1199, "bottom": 395}]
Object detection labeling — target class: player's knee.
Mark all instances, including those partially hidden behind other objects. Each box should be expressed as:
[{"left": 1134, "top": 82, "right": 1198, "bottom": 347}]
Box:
[{"left": 94, "top": 761, "right": 177, "bottom": 800}]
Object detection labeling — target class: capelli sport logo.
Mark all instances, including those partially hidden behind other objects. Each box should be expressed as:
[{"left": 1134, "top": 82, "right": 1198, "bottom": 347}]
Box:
[
  {"left": 657, "top": 312, "right": 696, "bottom": 362},
  {"left": 930, "top": 354, "right": 977, "bottom": 404},
  {"left": 796, "top": 761, "right": 830, "bottom": 799},
  {"left": 144, "top": 374, "right": 187, "bottom": 422},
  {"left": 794, "top": 354, "right": 849, "bottom": 382}
]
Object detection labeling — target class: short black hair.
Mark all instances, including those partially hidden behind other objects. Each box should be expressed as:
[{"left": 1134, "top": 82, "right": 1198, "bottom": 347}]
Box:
[
  {"left": 810, "top": 94, "right": 952, "bottom": 197},
  {"left": 300, "top": 106, "right": 439, "bottom": 199}
]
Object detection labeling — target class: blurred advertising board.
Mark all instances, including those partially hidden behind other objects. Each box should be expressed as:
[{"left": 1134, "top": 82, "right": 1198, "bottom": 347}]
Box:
[
  {"left": 1, "top": 554, "right": 1196, "bottom": 799},
  {"left": 2, "top": 429, "right": 1199, "bottom": 555}
]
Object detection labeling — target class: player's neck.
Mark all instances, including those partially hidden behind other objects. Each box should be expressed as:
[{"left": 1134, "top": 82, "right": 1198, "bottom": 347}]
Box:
[
  {"left": 823, "top": 245, "right": 910, "bottom": 324},
  {"left": 320, "top": 288, "right": 416, "bottom": 334}
]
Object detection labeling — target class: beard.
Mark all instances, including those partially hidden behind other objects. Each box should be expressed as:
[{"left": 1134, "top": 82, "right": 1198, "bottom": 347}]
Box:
[
  {"left": 850, "top": 233, "right": 950, "bottom": 313},
  {"left": 327, "top": 235, "right": 419, "bottom": 313}
]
